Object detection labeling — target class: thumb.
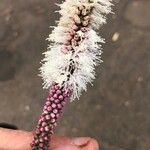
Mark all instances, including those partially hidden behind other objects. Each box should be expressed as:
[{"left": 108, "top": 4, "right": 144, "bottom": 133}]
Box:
[{"left": 50, "top": 136, "right": 99, "bottom": 150}]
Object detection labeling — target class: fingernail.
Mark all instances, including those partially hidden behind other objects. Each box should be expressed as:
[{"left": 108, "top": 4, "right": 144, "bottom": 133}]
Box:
[{"left": 71, "top": 137, "right": 90, "bottom": 146}]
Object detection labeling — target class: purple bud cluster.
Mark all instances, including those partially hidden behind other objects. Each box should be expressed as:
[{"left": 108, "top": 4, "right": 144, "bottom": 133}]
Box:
[{"left": 31, "top": 83, "right": 71, "bottom": 150}]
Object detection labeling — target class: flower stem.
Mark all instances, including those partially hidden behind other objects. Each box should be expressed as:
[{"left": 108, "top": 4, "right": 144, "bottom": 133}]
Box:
[{"left": 31, "top": 83, "right": 71, "bottom": 150}]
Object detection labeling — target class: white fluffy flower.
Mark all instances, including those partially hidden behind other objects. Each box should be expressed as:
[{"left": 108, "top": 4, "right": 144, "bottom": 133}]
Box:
[{"left": 40, "top": 0, "right": 113, "bottom": 101}]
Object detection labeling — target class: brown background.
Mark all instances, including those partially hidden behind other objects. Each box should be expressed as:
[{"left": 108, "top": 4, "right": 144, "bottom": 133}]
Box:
[{"left": 0, "top": 0, "right": 150, "bottom": 149}]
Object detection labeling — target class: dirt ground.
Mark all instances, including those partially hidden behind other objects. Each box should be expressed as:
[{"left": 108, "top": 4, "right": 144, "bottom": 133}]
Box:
[{"left": 0, "top": 0, "right": 150, "bottom": 149}]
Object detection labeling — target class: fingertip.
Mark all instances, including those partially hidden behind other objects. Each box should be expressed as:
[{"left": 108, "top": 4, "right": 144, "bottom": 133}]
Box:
[
  {"left": 50, "top": 136, "right": 99, "bottom": 150},
  {"left": 84, "top": 138, "right": 99, "bottom": 150},
  {"left": 50, "top": 135, "right": 73, "bottom": 149},
  {"left": 71, "top": 137, "right": 91, "bottom": 147}
]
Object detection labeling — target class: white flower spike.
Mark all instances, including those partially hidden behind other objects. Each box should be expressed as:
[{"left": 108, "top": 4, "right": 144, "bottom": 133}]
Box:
[
  {"left": 32, "top": 1, "right": 113, "bottom": 149},
  {"left": 40, "top": 0, "right": 112, "bottom": 101}
]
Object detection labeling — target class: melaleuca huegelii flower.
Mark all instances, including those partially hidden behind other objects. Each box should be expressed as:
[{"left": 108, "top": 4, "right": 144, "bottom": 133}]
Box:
[{"left": 31, "top": 0, "right": 112, "bottom": 149}]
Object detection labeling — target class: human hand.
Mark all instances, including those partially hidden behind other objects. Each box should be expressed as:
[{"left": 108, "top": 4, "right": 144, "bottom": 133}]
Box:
[
  {"left": 0, "top": 128, "right": 99, "bottom": 150},
  {"left": 49, "top": 136, "right": 99, "bottom": 150}
]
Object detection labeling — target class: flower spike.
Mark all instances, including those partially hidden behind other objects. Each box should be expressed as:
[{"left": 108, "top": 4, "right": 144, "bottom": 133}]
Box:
[{"left": 31, "top": 0, "right": 112, "bottom": 149}]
